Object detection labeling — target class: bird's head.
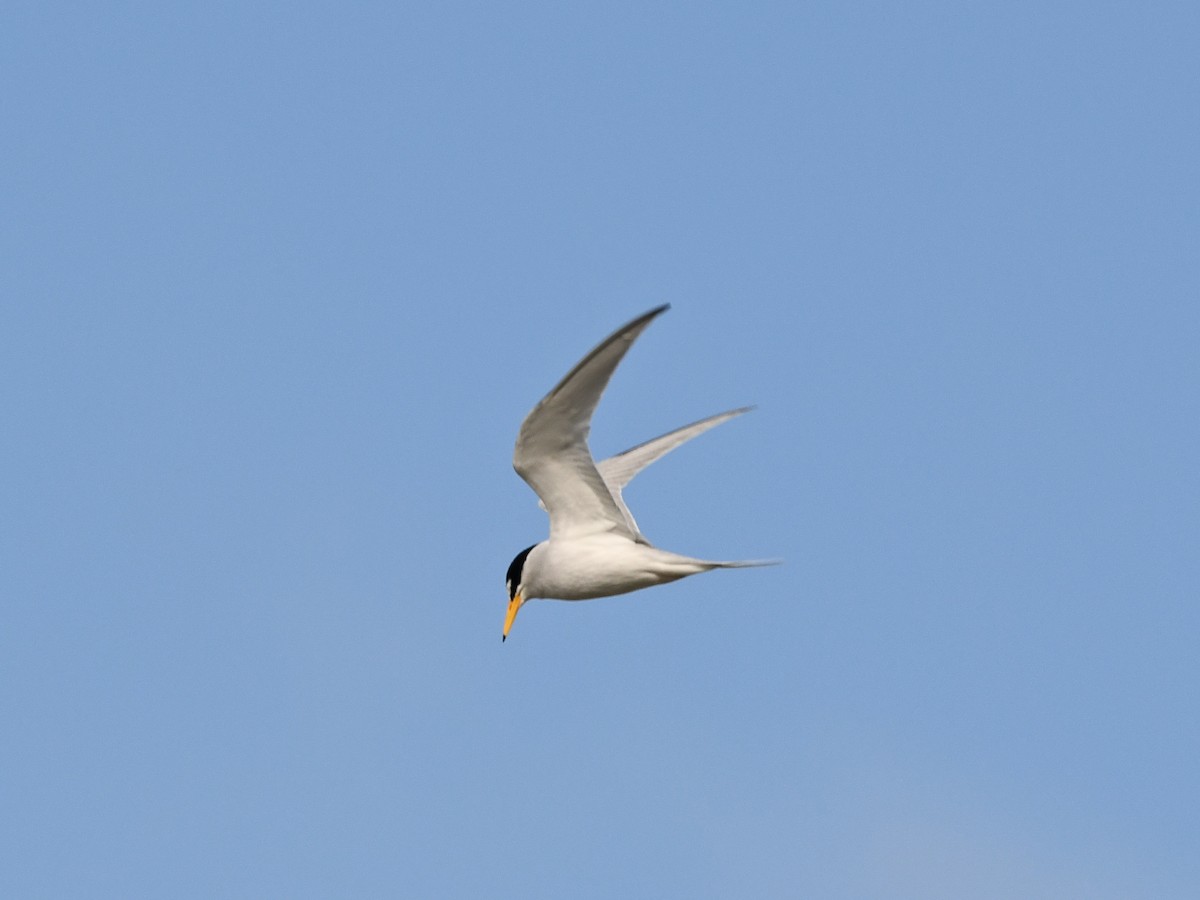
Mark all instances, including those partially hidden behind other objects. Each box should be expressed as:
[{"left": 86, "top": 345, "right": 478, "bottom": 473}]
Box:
[{"left": 503, "top": 544, "right": 536, "bottom": 642}]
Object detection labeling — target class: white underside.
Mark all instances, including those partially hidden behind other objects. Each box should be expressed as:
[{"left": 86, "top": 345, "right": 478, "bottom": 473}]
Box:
[{"left": 520, "top": 532, "right": 730, "bottom": 601}]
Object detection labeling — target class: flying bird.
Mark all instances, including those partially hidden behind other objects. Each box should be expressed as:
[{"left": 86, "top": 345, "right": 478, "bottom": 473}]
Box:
[{"left": 503, "top": 304, "right": 774, "bottom": 640}]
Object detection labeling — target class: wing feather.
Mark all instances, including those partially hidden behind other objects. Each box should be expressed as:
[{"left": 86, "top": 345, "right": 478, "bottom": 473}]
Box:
[
  {"left": 513, "top": 305, "right": 669, "bottom": 540},
  {"left": 596, "top": 407, "right": 752, "bottom": 537}
]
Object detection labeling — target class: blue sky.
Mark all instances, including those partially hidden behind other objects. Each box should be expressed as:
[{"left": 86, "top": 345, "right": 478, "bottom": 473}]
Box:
[{"left": 3, "top": 2, "right": 1198, "bottom": 897}]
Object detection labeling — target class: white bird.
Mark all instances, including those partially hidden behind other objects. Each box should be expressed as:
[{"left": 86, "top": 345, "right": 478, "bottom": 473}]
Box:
[{"left": 503, "top": 304, "right": 775, "bottom": 640}]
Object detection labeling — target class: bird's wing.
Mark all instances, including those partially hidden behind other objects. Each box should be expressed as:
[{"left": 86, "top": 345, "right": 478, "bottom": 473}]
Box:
[
  {"left": 514, "top": 305, "right": 669, "bottom": 541},
  {"left": 595, "top": 407, "right": 753, "bottom": 537},
  {"left": 597, "top": 407, "right": 753, "bottom": 492}
]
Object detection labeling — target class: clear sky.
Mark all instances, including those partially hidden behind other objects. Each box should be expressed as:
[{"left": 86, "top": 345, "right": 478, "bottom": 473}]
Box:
[{"left": 3, "top": 3, "right": 1198, "bottom": 897}]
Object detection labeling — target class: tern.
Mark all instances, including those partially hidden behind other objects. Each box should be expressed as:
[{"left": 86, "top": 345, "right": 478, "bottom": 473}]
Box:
[{"left": 503, "top": 304, "right": 774, "bottom": 640}]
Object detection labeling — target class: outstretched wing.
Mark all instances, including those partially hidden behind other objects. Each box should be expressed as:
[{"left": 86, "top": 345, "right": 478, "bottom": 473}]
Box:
[
  {"left": 514, "top": 305, "right": 669, "bottom": 540},
  {"left": 596, "top": 407, "right": 752, "bottom": 538}
]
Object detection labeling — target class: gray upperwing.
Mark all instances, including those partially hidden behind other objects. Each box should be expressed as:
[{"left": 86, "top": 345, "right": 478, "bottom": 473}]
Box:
[
  {"left": 595, "top": 407, "right": 753, "bottom": 538},
  {"left": 514, "top": 305, "right": 670, "bottom": 539}
]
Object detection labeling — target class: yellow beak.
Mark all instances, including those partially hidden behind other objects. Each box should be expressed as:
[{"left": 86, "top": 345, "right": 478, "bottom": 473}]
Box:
[{"left": 502, "top": 593, "right": 524, "bottom": 642}]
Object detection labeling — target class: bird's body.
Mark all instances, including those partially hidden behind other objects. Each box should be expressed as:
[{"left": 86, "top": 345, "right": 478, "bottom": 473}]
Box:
[
  {"left": 503, "top": 304, "right": 774, "bottom": 640},
  {"left": 519, "top": 534, "right": 740, "bottom": 602}
]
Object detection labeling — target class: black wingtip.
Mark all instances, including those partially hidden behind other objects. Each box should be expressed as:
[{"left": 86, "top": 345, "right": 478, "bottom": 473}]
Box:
[
  {"left": 628, "top": 303, "right": 670, "bottom": 331},
  {"left": 501, "top": 634, "right": 506, "bottom": 643}
]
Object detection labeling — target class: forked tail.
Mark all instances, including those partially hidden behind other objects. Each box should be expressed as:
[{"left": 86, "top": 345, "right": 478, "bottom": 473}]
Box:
[{"left": 709, "top": 558, "right": 782, "bottom": 569}]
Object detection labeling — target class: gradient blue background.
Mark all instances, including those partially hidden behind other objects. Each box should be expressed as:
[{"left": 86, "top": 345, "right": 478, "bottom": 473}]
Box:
[{"left": 3, "top": 3, "right": 1198, "bottom": 897}]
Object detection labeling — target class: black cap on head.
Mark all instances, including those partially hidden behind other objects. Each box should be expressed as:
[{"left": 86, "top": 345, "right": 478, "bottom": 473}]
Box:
[{"left": 505, "top": 544, "right": 536, "bottom": 600}]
